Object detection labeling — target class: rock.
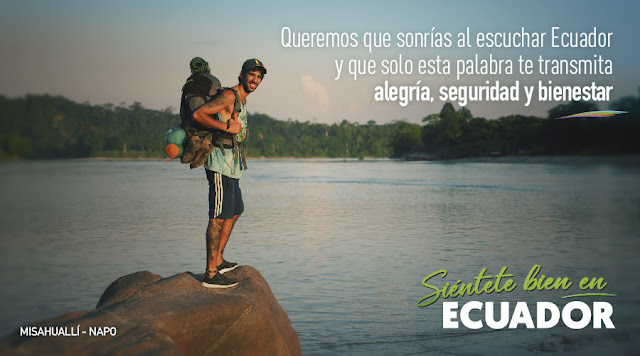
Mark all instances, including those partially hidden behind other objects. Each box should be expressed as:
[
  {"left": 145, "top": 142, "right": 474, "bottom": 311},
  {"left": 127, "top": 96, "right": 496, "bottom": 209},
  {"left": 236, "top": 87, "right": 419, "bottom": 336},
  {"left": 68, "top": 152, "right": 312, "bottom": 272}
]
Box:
[
  {"left": 0, "top": 266, "right": 301, "bottom": 356},
  {"left": 96, "top": 271, "right": 163, "bottom": 308}
]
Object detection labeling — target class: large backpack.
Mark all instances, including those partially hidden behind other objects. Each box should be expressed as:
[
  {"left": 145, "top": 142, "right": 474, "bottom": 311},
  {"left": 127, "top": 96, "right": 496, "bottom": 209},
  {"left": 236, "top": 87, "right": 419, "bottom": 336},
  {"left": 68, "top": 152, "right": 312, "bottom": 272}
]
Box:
[
  {"left": 180, "top": 72, "right": 221, "bottom": 130},
  {"left": 168, "top": 74, "right": 248, "bottom": 169},
  {"left": 165, "top": 73, "right": 219, "bottom": 161},
  {"left": 182, "top": 88, "right": 247, "bottom": 170}
]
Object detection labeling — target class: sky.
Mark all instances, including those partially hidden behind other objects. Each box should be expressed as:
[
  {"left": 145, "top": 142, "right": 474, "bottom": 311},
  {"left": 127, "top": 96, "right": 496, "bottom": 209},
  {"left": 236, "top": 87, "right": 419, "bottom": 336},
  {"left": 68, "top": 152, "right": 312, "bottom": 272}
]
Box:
[{"left": 1, "top": 0, "right": 639, "bottom": 125}]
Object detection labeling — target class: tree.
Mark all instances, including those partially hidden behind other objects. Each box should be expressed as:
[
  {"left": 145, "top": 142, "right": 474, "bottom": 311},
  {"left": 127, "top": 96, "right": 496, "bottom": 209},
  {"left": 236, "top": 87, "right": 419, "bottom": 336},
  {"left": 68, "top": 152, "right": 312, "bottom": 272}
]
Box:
[
  {"left": 421, "top": 103, "right": 472, "bottom": 153},
  {"left": 391, "top": 121, "right": 422, "bottom": 157},
  {"left": 547, "top": 101, "right": 600, "bottom": 154}
]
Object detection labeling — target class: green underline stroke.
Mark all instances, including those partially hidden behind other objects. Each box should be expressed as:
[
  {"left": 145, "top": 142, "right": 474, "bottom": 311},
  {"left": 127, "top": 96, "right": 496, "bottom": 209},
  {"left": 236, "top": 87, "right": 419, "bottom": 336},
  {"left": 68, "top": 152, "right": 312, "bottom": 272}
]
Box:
[{"left": 561, "top": 293, "right": 616, "bottom": 299}]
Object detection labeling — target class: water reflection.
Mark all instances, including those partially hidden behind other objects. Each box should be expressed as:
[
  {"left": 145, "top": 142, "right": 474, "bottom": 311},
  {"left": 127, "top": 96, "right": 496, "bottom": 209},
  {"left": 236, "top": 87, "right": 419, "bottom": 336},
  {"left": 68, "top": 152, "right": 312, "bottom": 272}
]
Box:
[{"left": 0, "top": 158, "right": 639, "bottom": 354}]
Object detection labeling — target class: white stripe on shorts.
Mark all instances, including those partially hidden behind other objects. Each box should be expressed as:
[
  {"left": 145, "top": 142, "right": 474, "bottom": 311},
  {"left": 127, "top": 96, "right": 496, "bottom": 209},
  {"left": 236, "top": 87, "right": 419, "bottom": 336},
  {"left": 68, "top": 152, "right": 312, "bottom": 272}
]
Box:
[{"left": 214, "top": 172, "right": 223, "bottom": 217}]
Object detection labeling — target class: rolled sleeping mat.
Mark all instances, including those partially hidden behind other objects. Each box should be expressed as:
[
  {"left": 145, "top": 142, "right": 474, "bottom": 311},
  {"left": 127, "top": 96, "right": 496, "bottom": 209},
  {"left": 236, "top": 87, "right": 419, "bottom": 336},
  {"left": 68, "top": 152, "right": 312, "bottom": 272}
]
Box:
[{"left": 165, "top": 124, "right": 187, "bottom": 159}]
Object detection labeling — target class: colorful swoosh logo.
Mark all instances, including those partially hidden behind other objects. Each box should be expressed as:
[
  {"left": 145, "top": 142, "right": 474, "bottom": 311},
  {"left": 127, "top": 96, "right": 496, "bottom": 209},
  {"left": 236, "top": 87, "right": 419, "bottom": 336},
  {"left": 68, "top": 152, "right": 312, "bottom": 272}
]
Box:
[{"left": 555, "top": 110, "right": 627, "bottom": 120}]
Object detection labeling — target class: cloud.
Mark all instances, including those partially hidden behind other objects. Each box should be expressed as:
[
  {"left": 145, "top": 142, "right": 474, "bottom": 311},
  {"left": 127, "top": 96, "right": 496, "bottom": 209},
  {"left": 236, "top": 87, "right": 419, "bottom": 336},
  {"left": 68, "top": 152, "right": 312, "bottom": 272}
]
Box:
[{"left": 300, "top": 75, "right": 330, "bottom": 106}]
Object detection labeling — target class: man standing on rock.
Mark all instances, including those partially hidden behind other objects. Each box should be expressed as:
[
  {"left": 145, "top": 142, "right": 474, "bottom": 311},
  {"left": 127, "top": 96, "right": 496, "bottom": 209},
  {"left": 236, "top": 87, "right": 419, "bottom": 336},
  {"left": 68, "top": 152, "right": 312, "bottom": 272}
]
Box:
[{"left": 192, "top": 59, "right": 266, "bottom": 288}]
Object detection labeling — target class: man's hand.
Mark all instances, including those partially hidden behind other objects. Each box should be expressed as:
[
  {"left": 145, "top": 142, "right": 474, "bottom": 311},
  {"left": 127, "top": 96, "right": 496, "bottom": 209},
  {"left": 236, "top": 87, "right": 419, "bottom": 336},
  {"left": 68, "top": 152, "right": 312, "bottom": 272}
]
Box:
[{"left": 227, "top": 119, "right": 241, "bottom": 135}]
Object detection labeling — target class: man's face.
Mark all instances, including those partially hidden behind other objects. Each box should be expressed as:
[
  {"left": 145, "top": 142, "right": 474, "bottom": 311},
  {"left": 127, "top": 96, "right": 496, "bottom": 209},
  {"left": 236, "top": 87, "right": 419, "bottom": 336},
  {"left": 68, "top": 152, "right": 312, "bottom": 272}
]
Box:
[{"left": 241, "top": 69, "right": 263, "bottom": 93}]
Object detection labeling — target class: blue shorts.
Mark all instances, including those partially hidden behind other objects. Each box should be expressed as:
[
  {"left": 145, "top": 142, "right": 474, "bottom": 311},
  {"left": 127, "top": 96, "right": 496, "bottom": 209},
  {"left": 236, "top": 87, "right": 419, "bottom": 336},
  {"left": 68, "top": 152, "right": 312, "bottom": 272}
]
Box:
[{"left": 206, "top": 170, "right": 244, "bottom": 219}]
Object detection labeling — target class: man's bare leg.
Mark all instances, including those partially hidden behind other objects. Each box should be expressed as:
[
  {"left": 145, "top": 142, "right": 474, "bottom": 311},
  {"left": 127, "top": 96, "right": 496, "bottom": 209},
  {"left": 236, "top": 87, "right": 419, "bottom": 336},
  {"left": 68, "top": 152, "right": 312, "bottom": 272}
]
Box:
[
  {"left": 205, "top": 215, "right": 240, "bottom": 277},
  {"left": 217, "top": 215, "right": 239, "bottom": 266},
  {"left": 205, "top": 218, "right": 223, "bottom": 277}
]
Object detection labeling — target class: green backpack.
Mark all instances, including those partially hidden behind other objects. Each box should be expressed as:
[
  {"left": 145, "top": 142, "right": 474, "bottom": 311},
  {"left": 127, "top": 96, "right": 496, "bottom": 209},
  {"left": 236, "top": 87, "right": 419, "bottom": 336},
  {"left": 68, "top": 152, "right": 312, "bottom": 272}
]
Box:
[{"left": 166, "top": 83, "right": 247, "bottom": 170}]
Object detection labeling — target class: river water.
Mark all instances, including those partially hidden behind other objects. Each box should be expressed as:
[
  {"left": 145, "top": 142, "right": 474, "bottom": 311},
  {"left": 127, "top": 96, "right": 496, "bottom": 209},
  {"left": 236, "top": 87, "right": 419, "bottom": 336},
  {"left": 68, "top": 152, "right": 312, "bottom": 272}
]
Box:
[{"left": 1, "top": 158, "right": 639, "bottom": 355}]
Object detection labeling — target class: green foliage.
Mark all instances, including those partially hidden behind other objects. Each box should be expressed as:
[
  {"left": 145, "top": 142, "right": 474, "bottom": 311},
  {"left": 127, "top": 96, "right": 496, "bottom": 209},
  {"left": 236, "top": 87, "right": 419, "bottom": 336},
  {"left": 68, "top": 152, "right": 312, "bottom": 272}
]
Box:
[
  {"left": 0, "top": 95, "right": 396, "bottom": 159},
  {"left": 246, "top": 114, "right": 395, "bottom": 158},
  {"left": 420, "top": 103, "right": 475, "bottom": 157},
  {"left": 1, "top": 93, "right": 638, "bottom": 160},
  {"left": 390, "top": 121, "right": 422, "bottom": 157},
  {"left": 499, "top": 115, "right": 545, "bottom": 154},
  {"left": 415, "top": 99, "right": 640, "bottom": 158},
  {"left": 0, "top": 95, "right": 178, "bottom": 159}
]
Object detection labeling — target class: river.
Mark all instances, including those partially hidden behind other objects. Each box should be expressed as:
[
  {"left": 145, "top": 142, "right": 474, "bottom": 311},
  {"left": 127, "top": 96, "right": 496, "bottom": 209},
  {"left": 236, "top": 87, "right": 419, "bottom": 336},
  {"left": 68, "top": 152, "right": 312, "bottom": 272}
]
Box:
[{"left": 1, "top": 157, "right": 639, "bottom": 354}]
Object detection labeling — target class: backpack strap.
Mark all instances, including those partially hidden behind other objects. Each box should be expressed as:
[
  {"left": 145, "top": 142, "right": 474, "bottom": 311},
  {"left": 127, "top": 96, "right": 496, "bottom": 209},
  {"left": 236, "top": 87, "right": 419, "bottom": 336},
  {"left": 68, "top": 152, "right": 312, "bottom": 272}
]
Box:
[
  {"left": 205, "top": 88, "right": 248, "bottom": 170},
  {"left": 224, "top": 88, "right": 242, "bottom": 120},
  {"left": 224, "top": 88, "right": 248, "bottom": 170}
]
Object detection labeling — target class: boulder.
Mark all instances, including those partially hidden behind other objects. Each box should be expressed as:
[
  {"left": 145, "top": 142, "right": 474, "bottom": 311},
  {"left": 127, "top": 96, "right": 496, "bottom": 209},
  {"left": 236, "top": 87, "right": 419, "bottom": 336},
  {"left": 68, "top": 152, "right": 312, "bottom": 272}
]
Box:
[{"left": 0, "top": 266, "right": 301, "bottom": 356}]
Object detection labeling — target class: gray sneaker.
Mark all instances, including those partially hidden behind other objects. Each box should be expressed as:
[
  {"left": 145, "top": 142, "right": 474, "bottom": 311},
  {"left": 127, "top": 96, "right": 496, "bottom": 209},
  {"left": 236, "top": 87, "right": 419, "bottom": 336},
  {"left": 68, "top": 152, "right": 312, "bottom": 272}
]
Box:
[
  {"left": 202, "top": 272, "right": 238, "bottom": 289},
  {"left": 217, "top": 260, "right": 239, "bottom": 274}
]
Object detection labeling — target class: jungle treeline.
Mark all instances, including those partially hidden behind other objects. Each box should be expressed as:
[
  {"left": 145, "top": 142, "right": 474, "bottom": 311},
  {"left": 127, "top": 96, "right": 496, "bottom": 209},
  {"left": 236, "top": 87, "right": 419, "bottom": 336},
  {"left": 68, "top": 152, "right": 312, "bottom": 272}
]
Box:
[{"left": 0, "top": 92, "right": 639, "bottom": 160}]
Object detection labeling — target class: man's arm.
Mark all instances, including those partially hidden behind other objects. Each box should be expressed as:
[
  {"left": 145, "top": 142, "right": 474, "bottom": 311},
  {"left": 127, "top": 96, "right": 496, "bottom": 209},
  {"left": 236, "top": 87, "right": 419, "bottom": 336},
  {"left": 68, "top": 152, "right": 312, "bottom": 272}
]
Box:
[{"left": 192, "top": 91, "right": 241, "bottom": 134}]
